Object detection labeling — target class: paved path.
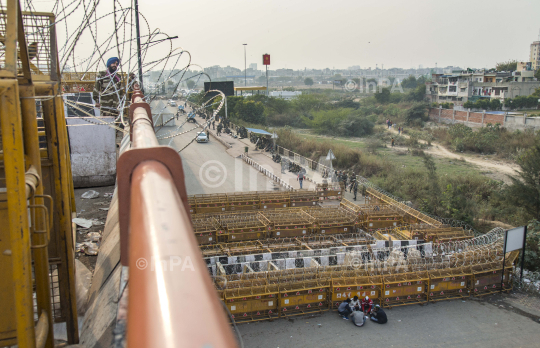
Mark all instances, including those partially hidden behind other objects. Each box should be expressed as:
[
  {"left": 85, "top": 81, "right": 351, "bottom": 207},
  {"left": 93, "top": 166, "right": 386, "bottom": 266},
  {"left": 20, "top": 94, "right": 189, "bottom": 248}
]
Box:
[{"left": 239, "top": 295, "right": 540, "bottom": 348}]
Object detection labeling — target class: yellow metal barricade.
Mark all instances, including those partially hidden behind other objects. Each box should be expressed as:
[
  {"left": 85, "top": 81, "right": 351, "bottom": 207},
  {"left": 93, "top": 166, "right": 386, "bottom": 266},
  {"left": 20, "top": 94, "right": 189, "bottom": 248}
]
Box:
[
  {"left": 330, "top": 276, "right": 383, "bottom": 309},
  {"left": 261, "top": 210, "right": 313, "bottom": 238},
  {"left": 278, "top": 280, "right": 330, "bottom": 317},
  {"left": 194, "top": 193, "right": 229, "bottom": 213},
  {"left": 382, "top": 271, "right": 429, "bottom": 308},
  {"left": 259, "top": 191, "right": 290, "bottom": 210},
  {"left": 289, "top": 190, "right": 318, "bottom": 207},
  {"left": 227, "top": 192, "right": 260, "bottom": 211},
  {"left": 225, "top": 284, "right": 279, "bottom": 323},
  {"left": 192, "top": 216, "right": 220, "bottom": 245},
  {"left": 428, "top": 267, "right": 472, "bottom": 302}
]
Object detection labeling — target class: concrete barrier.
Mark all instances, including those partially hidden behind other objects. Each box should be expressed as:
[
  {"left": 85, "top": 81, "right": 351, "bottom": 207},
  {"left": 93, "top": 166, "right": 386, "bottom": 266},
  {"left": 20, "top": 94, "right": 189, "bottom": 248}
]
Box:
[{"left": 242, "top": 154, "right": 294, "bottom": 191}]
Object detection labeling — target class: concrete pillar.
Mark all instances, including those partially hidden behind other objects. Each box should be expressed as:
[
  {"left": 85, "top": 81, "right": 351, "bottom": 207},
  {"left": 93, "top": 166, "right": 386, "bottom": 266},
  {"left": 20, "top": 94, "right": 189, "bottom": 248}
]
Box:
[
  {"left": 438, "top": 105, "right": 442, "bottom": 123},
  {"left": 452, "top": 109, "right": 455, "bottom": 123},
  {"left": 481, "top": 110, "right": 485, "bottom": 126},
  {"left": 466, "top": 108, "right": 470, "bottom": 126}
]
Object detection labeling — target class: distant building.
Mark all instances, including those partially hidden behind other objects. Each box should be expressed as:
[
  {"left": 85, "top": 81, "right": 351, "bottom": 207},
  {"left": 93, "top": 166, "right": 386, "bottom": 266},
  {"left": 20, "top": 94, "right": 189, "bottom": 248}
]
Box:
[
  {"left": 426, "top": 70, "right": 539, "bottom": 106},
  {"left": 249, "top": 63, "right": 257, "bottom": 70},
  {"left": 530, "top": 41, "right": 540, "bottom": 71},
  {"left": 269, "top": 91, "right": 302, "bottom": 100}
]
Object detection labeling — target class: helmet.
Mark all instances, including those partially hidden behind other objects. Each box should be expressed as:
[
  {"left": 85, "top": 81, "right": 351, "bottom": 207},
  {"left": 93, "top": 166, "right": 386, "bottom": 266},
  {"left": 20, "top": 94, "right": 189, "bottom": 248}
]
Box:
[{"left": 365, "top": 296, "right": 369, "bottom": 301}]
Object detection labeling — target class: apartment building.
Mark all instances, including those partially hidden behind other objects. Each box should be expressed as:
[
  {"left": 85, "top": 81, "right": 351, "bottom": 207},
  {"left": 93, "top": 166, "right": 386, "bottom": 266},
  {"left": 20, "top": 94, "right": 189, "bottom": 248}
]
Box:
[
  {"left": 425, "top": 70, "right": 539, "bottom": 106},
  {"left": 530, "top": 41, "right": 540, "bottom": 71}
]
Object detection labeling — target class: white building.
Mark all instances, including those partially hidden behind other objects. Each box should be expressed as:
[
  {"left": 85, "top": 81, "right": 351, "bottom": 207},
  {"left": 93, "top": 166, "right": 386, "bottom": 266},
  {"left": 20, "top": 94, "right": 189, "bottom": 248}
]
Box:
[{"left": 269, "top": 91, "right": 302, "bottom": 100}]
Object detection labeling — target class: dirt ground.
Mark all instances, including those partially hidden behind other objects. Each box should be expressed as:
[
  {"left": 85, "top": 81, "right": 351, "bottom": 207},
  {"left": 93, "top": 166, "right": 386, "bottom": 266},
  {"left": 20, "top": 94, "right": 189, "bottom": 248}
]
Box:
[
  {"left": 384, "top": 126, "right": 518, "bottom": 183},
  {"left": 73, "top": 185, "right": 115, "bottom": 272}
]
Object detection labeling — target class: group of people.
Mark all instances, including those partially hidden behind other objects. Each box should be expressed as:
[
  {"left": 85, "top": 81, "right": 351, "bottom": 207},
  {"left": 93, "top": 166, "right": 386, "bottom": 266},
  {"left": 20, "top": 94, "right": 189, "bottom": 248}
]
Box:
[
  {"left": 386, "top": 119, "right": 404, "bottom": 135},
  {"left": 337, "top": 296, "right": 387, "bottom": 327},
  {"left": 334, "top": 170, "right": 359, "bottom": 200}
]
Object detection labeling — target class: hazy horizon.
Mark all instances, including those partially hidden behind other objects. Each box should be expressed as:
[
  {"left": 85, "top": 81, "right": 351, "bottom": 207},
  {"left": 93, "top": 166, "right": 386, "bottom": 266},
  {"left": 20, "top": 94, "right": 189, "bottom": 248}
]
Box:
[{"left": 26, "top": 0, "right": 540, "bottom": 72}]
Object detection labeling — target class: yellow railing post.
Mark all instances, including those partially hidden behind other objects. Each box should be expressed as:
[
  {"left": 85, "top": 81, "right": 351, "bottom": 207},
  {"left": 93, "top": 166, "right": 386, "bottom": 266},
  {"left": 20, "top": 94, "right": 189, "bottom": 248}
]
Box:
[
  {"left": 0, "top": 79, "right": 36, "bottom": 348},
  {"left": 20, "top": 83, "right": 55, "bottom": 348},
  {"left": 41, "top": 96, "right": 79, "bottom": 344}
]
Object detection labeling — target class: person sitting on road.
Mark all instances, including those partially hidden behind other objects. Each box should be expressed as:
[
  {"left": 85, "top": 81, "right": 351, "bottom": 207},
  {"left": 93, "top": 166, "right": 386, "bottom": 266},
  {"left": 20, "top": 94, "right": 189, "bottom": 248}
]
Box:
[
  {"left": 361, "top": 296, "right": 373, "bottom": 315},
  {"left": 350, "top": 296, "right": 361, "bottom": 311},
  {"left": 337, "top": 298, "right": 353, "bottom": 320},
  {"left": 351, "top": 310, "right": 366, "bottom": 327},
  {"left": 370, "top": 304, "right": 387, "bottom": 324}
]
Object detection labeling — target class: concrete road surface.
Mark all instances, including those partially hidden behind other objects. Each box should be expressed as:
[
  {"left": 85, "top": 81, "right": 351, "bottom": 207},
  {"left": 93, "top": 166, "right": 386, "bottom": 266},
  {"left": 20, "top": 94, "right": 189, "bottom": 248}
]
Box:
[
  {"left": 238, "top": 294, "right": 540, "bottom": 348},
  {"left": 155, "top": 105, "right": 276, "bottom": 195}
]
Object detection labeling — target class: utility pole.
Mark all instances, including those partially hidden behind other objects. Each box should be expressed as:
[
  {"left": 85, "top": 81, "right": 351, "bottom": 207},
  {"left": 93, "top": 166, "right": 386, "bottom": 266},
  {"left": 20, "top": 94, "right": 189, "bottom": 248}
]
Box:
[
  {"left": 243, "top": 44, "right": 247, "bottom": 87},
  {"left": 266, "top": 65, "right": 269, "bottom": 96},
  {"left": 135, "top": 0, "right": 144, "bottom": 93}
]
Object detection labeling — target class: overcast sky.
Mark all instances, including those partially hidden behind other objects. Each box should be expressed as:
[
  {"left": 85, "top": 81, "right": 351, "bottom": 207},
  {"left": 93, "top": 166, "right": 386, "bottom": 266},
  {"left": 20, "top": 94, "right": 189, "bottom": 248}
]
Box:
[{"left": 28, "top": 0, "right": 540, "bottom": 71}]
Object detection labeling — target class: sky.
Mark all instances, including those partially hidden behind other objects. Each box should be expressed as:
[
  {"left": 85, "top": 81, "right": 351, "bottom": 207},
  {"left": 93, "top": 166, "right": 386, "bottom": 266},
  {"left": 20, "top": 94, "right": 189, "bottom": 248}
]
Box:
[{"left": 23, "top": 0, "right": 540, "bottom": 71}]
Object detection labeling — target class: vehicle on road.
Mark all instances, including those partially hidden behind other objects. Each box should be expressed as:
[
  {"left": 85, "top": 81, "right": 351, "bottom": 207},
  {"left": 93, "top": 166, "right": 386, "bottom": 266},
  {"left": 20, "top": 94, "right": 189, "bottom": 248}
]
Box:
[
  {"left": 169, "top": 100, "right": 177, "bottom": 107},
  {"left": 196, "top": 132, "right": 209, "bottom": 143},
  {"left": 187, "top": 112, "right": 196, "bottom": 123}
]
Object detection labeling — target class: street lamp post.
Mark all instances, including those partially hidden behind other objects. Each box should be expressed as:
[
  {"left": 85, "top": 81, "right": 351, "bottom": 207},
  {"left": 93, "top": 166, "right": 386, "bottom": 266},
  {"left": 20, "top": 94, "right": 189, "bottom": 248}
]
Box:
[{"left": 243, "top": 43, "right": 247, "bottom": 87}]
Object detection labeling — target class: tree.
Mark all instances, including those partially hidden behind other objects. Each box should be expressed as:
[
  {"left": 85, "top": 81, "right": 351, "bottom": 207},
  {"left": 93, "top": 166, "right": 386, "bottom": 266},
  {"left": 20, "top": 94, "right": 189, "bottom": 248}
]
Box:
[
  {"left": 235, "top": 100, "right": 265, "bottom": 124},
  {"left": 304, "top": 77, "right": 314, "bottom": 86},
  {"left": 257, "top": 75, "right": 266, "bottom": 84},
  {"left": 401, "top": 75, "right": 417, "bottom": 89},
  {"left": 338, "top": 114, "right": 374, "bottom": 137},
  {"left": 495, "top": 60, "right": 518, "bottom": 72},
  {"left": 535, "top": 69, "right": 540, "bottom": 80},
  {"left": 422, "top": 154, "right": 441, "bottom": 215},
  {"left": 405, "top": 103, "right": 428, "bottom": 125},
  {"left": 489, "top": 99, "right": 501, "bottom": 111},
  {"left": 406, "top": 84, "right": 426, "bottom": 102},
  {"left": 374, "top": 87, "right": 391, "bottom": 104},
  {"left": 507, "top": 143, "right": 540, "bottom": 220},
  {"left": 186, "top": 80, "right": 196, "bottom": 89},
  {"left": 523, "top": 220, "right": 540, "bottom": 272}
]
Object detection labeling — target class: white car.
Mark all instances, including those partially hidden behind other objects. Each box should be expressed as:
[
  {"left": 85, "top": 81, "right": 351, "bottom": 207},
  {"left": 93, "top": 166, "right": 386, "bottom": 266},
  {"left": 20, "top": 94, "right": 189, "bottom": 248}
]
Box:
[
  {"left": 196, "top": 132, "right": 209, "bottom": 143},
  {"left": 169, "top": 101, "right": 177, "bottom": 107}
]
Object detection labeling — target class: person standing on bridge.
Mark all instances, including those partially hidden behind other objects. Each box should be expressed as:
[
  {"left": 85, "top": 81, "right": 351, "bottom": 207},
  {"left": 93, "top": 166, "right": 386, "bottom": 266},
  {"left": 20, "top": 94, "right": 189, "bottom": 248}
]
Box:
[
  {"left": 391, "top": 137, "right": 395, "bottom": 147},
  {"left": 353, "top": 181, "right": 358, "bottom": 201},
  {"left": 216, "top": 123, "right": 222, "bottom": 136},
  {"left": 297, "top": 172, "right": 305, "bottom": 189},
  {"left": 93, "top": 57, "right": 126, "bottom": 118}
]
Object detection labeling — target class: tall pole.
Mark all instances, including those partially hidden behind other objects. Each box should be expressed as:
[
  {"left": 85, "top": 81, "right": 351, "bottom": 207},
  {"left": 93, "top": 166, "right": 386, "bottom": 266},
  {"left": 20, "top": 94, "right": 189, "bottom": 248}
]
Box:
[
  {"left": 266, "top": 65, "right": 269, "bottom": 96},
  {"left": 135, "top": 0, "right": 144, "bottom": 93},
  {"left": 243, "top": 43, "right": 247, "bottom": 87}
]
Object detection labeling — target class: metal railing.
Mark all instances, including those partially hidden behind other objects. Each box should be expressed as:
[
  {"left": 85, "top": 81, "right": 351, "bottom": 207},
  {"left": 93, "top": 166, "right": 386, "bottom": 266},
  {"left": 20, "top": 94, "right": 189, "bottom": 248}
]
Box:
[{"left": 120, "top": 87, "right": 237, "bottom": 348}]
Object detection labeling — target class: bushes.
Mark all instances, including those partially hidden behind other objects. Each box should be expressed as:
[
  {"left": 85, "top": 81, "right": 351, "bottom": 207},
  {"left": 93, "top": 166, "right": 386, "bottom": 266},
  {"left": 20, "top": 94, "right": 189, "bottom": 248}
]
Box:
[
  {"left": 505, "top": 95, "right": 539, "bottom": 110},
  {"left": 463, "top": 98, "right": 501, "bottom": 111},
  {"left": 405, "top": 103, "right": 428, "bottom": 126},
  {"left": 303, "top": 108, "right": 374, "bottom": 137},
  {"left": 275, "top": 128, "right": 387, "bottom": 176}
]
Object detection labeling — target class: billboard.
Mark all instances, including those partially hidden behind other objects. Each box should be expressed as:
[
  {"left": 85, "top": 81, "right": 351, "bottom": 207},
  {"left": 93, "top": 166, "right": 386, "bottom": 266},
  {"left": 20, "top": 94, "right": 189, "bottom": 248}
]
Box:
[
  {"left": 263, "top": 54, "right": 270, "bottom": 66},
  {"left": 204, "top": 81, "right": 234, "bottom": 97}
]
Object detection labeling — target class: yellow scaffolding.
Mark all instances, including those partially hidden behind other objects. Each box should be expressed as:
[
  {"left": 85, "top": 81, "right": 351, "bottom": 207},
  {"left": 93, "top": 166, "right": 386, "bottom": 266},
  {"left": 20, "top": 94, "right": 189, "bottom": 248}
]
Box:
[{"left": 0, "top": 3, "right": 78, "bottom": 347}]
